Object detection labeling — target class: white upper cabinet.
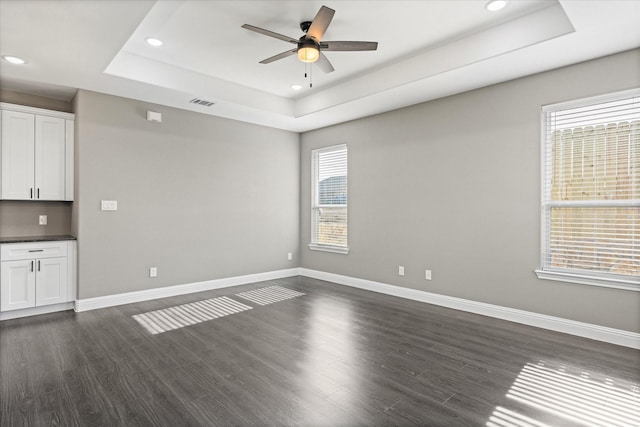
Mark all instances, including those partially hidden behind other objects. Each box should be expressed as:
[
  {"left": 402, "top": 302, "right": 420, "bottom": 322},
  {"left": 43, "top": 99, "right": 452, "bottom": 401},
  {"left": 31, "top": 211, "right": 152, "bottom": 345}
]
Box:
[
  {"left": 0, "top": 103, "right": 74, "bottom": 201},
  {"left": 1, "top": 110, "right": 35, "bottom": 199},
  {"left": 35, "top": 115, "right": 67, "bottom": 200}
]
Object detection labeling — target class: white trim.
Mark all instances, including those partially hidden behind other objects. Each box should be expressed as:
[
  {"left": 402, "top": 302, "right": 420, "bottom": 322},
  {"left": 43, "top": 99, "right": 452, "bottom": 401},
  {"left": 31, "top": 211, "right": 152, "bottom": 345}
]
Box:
[
  {"left": 0, "top": 302, "right": 74, "bottom": 321},
  {"left": 308, "top": 243, "right": 349, "bottom": 254},
  {"left": 65, "top": 119, "right": 74, "bottom": 201},
  {"left": 535, "top": 269, "right": 640, "bottom": 292},
  {"left": 9, "top": 266, "right": 638, "bottom": 349},
  {"left": 299, "top": 268, "right": 640, "bottom": 349},
  {"left": 539, "top": 88, "right": 640, "bottom": 287},
  {"left": 74, "top": 268, "right": 300, "bottom": 312},
  {"left": 312, "top": 143, "right": 347, "bottom": 156},
  {"left": 310, "top": 144, "right": 348, "bottom": 250},
  {"left": 541, "top": 87, "right": 640, "bottom": 112}
]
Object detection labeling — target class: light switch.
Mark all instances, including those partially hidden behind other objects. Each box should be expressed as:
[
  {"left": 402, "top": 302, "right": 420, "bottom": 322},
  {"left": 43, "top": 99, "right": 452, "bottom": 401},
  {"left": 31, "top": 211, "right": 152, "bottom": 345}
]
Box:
[
  {"left": 101, "top": 200, "right": 118, "bottom": 211},
  {"left": 39, "top": 215, "right": 47, "bottom": 225},
  {"left": 147, "top": 111, "right": 162, "bottom": 122}
]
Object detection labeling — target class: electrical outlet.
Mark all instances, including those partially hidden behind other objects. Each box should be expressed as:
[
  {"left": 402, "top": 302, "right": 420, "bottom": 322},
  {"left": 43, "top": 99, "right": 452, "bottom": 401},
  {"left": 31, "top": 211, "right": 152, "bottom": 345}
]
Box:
[
  {"left": 287, "top": 252, "right": 293, "bottom": 261},
  {"left": 398, "top": 266, "right": 405, "bottom": 276},
  {"left": 38, "top": 215, "right": 47, "bottom": 225},
  {"left": 101, "top": 200, "right": 118, "bottom": 211},
  {"left": 425, "top": 269, "right": 432, "bottom": 280},
  {"left": 149, "top": 267, "right": 158, "bottom": 278}
]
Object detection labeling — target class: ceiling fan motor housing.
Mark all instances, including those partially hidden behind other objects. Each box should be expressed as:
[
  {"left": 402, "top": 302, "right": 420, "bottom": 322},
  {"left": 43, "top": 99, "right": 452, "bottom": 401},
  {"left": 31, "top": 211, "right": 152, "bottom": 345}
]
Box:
[
  {"left": 300, "top": 21, "right": 313, "bottom": 34},
  {"left": 298, "top": 36, "right": 320, "bottom": 51}
]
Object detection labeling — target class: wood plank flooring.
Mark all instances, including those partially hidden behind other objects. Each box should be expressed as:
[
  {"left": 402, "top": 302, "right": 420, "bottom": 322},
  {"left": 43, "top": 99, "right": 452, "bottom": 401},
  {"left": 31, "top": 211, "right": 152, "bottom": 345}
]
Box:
[{"left": 1, "top": 276, "right": 638, "bottom": 426}]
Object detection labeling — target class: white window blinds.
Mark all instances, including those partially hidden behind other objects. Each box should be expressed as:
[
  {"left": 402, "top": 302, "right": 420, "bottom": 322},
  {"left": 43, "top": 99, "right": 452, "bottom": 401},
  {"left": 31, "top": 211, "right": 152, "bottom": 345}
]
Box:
[
  {"left": 310, "top": 145, "right": 348, "bottom": 253},
  {"left": 541, "top": 89, "right": 640, "bottom": 284}
]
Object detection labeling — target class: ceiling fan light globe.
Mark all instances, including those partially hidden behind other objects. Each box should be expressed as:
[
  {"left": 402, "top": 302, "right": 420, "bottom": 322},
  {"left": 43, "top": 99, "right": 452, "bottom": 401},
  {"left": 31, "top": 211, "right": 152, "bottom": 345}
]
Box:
[{"left": 298, "top": 47, "right": 319, "bottom": 63}]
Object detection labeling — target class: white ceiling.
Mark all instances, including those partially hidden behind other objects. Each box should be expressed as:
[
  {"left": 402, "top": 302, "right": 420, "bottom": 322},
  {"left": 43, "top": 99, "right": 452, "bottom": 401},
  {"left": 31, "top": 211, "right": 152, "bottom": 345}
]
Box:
[{"left": 0, "top": 0, "right": 639, "bottom": 132}]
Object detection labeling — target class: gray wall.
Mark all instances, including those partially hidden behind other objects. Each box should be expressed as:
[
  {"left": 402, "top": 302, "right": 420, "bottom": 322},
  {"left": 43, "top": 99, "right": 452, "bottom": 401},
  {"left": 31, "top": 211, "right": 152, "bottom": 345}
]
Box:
[
  {"left": 3, "top": 51, "right": 637, "bottom": 333},
  {"left": 73, "top": 90, "right": 299, "bottom": 299},
  {"left": 0, "top": 201, "right": 72, "bottom": 237},
  {"left": 300, "top": 49, "right": 640, "bottom": 333},
  {"left": 0, "top": 89, "right": 73, "bottom": 112}
]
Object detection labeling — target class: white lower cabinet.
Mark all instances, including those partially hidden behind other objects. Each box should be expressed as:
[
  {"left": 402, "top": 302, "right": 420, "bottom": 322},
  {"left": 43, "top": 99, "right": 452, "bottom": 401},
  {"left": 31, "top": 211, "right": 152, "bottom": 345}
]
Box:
[
  {"left": 36, "top": 257, "right": 68, "bottom": 306},
  {"left": 0, "top": 241, "right": 75, "bottom": 312},
  {"left": 0, "top": 259, "right": 36, "bottom": 311}
]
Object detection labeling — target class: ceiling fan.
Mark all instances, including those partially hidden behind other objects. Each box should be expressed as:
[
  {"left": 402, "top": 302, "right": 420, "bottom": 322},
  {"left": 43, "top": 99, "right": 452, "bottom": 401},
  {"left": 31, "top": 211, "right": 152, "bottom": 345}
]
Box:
[{"left": 241, "top": 5, "right": 378, "bottom": 73}]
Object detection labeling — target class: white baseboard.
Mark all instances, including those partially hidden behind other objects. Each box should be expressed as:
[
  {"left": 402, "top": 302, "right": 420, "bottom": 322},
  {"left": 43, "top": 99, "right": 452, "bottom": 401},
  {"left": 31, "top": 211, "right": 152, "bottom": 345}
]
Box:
[
  {"left": 299, "top": 268, "right": 640, "bottom": 349},
  {"left": 71, "top": 266, "right": 639, "bottom": 349},
  {"left": 0, "top": 302, "right": 75, "bottom": 321},
  {"left": 74, "top": 268, "right": 300, "bottom": 312}
]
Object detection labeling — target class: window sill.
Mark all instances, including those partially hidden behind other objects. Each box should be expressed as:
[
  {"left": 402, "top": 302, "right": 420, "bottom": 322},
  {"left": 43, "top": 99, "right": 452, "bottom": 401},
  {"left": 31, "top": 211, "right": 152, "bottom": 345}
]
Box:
[
  {"left": 535, "top": 269, "right": 639, "bottom": 292},
  {"left": 308, "top": 244, "right": 349, "bottom": 255}
]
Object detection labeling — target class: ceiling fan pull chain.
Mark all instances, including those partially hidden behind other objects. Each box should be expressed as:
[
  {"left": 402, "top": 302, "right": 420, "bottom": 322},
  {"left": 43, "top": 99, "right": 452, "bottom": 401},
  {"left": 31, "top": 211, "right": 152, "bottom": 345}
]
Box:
[{"left": 303, "top": 62, "right": 313, "bottom": 88}]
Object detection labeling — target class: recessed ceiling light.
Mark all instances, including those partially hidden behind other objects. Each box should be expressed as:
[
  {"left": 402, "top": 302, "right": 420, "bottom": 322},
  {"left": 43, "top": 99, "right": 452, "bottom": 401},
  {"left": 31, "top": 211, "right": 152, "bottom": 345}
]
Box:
[
  {"left": 2, "top": 55, "right": 26, "bottom": 64},
  {"left": 145, "top": 37, "right": 163, "bottom": 47},
  {"left": 485, "top": 0, "right": 508, "bottom": 12},
  {"left": 291, "top": 84, "right": 303, "bottom": 91}
]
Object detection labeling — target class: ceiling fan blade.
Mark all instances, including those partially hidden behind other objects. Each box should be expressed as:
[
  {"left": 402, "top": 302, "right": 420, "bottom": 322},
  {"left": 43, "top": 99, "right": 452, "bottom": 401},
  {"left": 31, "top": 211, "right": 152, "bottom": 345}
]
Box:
[
  {"left": 259, "top": 48, "right": 298, "bottom": 64},
  {"left": 321, "top": 41, "right": 378, "bottom": 51},
  {"left": 316, "top": 52, "right": 335, "bottom": 73},
  {"left": 241, "top": 24, "right": 298, "bottom": 44},
  {"left": 307, "top": 5, "right": 335, "bottom": 41}
]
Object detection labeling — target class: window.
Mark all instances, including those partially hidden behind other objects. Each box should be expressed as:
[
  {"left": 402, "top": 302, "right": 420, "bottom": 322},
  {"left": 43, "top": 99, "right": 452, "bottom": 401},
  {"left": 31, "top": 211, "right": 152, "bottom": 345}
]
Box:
[
  {"left": 536, "top": 89, "right": 640, "bottom": 290},
  {"left": 310, "top": 144, "right": 348, "bottom": 254}
]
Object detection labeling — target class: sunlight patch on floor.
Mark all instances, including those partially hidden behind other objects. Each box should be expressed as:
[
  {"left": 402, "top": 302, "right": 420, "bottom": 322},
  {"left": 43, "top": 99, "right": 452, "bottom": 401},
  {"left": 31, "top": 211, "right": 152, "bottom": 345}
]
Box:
[
  {"left": 487, "top": 360, "right": 640, "bottom": 427},
  {"left": 487, "top": 406, "right": 551, "bottom": 427},
  {"left": 132, "top": 296, "right": 252, "bottom": 334},
  {"left": 236, "top": 285, "right": 305, "bottom": 305}
]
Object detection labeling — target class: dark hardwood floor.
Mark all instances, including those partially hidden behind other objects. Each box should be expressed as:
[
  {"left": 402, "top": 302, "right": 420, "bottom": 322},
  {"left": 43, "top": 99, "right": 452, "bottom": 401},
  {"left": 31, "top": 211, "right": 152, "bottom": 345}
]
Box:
[{"left": 1, "top": 276, "right": 639, "bottom": 426}]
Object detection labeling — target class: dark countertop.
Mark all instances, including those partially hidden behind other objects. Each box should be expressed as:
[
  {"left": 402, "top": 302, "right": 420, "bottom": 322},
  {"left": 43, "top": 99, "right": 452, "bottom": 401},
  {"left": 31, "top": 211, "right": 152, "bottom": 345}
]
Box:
[{"left": 0, "top": 234, "right": 77, "bottom": 244}]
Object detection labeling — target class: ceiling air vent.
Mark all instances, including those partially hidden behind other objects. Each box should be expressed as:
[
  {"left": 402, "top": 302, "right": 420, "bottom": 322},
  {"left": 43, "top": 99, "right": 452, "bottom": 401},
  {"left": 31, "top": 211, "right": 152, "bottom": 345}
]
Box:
[{"left": 189, "top": 98, "right": 215, "bottom": 107}]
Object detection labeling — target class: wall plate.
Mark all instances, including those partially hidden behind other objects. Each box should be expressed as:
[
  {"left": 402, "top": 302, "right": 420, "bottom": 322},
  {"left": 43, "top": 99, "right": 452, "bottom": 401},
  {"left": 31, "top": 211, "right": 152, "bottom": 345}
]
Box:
[{"left": 101, "top": 200, "right": 118, "bottom": 211}]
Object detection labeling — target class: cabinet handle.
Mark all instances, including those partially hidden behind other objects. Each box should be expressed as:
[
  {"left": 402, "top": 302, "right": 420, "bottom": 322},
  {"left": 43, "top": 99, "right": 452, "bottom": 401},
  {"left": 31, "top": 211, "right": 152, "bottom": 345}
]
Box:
[
  {"left": 28, "top": 249, "right": 44, "bottom": 252},
  {"left": 37, "top": 260, "right": 41, "bottom": 271},
  {"left": 37, "top": 188, "right": 40, "bottom": 199},
  {"left": 31, "top": 260, "right": 34, "bottom": 272},
  {"left": 30, "top": 188, "right": 33, "bottom": 199}
]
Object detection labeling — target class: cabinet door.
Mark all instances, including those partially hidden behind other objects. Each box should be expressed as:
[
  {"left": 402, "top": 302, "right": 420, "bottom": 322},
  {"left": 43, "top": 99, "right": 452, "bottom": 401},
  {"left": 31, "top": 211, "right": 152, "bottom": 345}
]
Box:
[
  {"left": 0, "top": 259, "right": 36, "bottom": 311},
  {"left": 35, "top": 257, "right": 68, "bottom": 306},
  {"left": 1, "top": 110, "right": 35, "bottom": 200},
  {"left": 34, "top": 115, "right": 66, "bottom": 200}
]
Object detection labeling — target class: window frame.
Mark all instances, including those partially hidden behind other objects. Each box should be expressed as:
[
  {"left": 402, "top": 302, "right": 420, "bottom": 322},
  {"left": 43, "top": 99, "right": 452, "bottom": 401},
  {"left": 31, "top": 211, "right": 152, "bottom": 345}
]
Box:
[
  {"left": 309, "top": 144, "right": 349, "bottom": 255},
  {"left": 535, "top": 88, "right": 640, "bottom": 291}
]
